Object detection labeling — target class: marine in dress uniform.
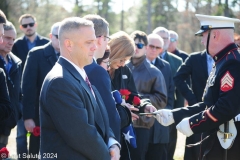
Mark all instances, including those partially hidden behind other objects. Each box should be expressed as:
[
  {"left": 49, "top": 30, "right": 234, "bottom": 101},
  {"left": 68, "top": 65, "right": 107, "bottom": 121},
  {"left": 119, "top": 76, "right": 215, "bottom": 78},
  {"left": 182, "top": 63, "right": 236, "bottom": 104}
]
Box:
[{"left": 154, "top": 14, "right": 240, "bottom": 160}]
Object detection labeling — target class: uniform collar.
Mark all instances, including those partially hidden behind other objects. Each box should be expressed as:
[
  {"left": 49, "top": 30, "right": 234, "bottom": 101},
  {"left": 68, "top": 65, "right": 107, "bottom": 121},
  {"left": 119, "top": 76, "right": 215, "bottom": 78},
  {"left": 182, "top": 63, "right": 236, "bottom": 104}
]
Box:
[{"left": 212, "top": 43, "right": 238, "bottom": 63}]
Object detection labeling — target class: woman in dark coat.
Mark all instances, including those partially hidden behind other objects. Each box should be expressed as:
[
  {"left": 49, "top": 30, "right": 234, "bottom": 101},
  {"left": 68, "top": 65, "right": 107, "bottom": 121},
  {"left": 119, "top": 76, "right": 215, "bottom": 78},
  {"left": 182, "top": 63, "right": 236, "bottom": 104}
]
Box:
[{"left": 108, "top": 31, "right": 156, "bottom": 160}]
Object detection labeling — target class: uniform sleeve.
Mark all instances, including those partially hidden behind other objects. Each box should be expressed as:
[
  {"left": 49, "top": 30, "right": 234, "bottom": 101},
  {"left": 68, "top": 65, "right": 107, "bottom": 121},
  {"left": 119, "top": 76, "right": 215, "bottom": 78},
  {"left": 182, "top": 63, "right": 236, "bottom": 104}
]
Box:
[{"left": 188, "top": 61, "right": 240, "bottom": 134}]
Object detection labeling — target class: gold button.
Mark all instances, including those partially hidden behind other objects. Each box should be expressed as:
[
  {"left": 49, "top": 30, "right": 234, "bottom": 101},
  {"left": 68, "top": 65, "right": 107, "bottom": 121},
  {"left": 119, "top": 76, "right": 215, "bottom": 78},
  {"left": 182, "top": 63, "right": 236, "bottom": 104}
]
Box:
[
  {"left": 228, "top": 52, "right": 230, "bottom": 54},
  {"left": 215, "top": 56, "right": 218, "bottom": 60},
  {"left": 202, "top": 116, "right": 205, "bottom": 118},
  {"left": 196, "top": 119, "right": 198, "bottom": 122},
  {"left": 190, "top": 122, "right": 193, "bottom": 125}
]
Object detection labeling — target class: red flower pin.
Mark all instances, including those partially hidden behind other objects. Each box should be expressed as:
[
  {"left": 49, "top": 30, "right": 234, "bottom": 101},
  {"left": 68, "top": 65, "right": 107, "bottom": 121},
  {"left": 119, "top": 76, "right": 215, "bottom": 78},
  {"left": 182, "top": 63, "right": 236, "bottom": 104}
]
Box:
[
  {"left": 0, "top": 147, "right": 9, "bottom": 159},
  {"left": 132, "top": 96, "right": 141, "bottom": 106},
  {"left": 119, "top": 89, "right": 131, "bottom": 100}
]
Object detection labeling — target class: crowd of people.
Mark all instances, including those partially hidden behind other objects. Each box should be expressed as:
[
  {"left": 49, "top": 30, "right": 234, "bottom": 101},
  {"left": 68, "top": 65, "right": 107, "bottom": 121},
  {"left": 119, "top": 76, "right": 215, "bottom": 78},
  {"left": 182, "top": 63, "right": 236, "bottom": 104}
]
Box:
[{"left": 0, "top": 9, "right": 240, "bottom": 160}]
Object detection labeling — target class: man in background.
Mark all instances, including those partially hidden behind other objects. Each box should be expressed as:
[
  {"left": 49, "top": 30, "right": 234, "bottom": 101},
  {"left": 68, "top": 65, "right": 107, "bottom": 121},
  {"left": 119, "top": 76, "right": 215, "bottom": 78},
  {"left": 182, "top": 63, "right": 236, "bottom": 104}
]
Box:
[
  {"left": 153, "top": 27, "right": 183, "bottom": 160},
  {"left": 0, "top": 21, "right": 22, "bottom": 149},
  {"left": 145, "top": 33, "right": 174, "bottom": 160},
  {"left": 12, "top": 14, "right": 49, "bottom": 69},
  {"left": 12, "top": 13, "right": 49, "bottom": 159},
  {"left": 127, "top": 30, "right": 167, "bottom": 160},
  {"left": 168, "top": 30, "right": 189, "bottom": 62},
  {"left": 21, "top": 22, "right": 60, "bottom": 159},
  {"left": 0, "top": 9, "right": 12, "bottom": 130},
  {"left": 83, "top": 15, "right": 122, "bottom": 142}
]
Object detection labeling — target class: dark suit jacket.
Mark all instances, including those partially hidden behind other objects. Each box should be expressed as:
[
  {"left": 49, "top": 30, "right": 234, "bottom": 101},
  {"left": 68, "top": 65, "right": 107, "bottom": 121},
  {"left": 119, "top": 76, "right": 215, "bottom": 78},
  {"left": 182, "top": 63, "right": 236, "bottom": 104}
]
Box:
[
  {"left": 22, "top": 42, "right": 58, "bottom": 125},
  {"left": 0, "top": 68, "right": 12, "bottom": 122},
  {"left": 0, "top": 53, "right": 22, "bottom": 135},
  {"left": 12, "top": 35, "right": 49, "bottom": 70},
  {"left": 84, "top": 60, "right": 121, "bottom": 142},
  {"left": 163, "top": 51, "right": 184, "bottom": 108},
  {"left": 40, "top": 57, "right": 113, "bottom": 160},
  {"left": 174, "top": 51, "right": 208, "bottom": 105},
  {"left": 148, "top": 57, "right": 174, "bottom": 143}
]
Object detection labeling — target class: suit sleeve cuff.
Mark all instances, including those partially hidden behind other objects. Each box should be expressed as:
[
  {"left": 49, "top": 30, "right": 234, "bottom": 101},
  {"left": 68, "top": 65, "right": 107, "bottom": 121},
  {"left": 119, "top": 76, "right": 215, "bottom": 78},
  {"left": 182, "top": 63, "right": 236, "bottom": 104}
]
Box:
[{"left": 108, "top": 137, "right": 121, "bottom": 149}]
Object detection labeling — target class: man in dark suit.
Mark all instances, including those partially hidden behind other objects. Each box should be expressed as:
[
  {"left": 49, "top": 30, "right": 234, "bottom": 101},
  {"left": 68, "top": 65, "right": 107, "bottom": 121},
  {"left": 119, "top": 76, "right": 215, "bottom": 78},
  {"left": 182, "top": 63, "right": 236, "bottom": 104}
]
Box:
[
  {"left": 20, "top": 22, "right": 60, "bottom": 159},
  {"left": 83, "top": 15, "right": 122, "bottom": 142},
  {"left": 0, "top": 21, "right": 22, "bottom": 149},
  {"left": 11, "top": 14, "right": 49, "bottom": 158},
  {"left": 0, "top": 10, "right": 12, "bottom": 122},
  {"left": 174, "top": 50, "right": 213, "bottom": 160},
  {"left": 40, "top": 17, "right": 120, "bottom": 160},
  {"left": 153, "top": 27, "right": 183, "bottom": 160},
  {"left": 12, "top": 14, "right": 49, "bottom": 70},
  {"left": 145, "top": 33, "right": 174, "bottom": 160}
]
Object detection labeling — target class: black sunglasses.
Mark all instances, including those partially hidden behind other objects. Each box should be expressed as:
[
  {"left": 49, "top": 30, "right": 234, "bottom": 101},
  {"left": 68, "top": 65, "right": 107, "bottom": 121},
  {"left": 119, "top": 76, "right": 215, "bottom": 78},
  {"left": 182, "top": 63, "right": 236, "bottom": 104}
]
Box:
[
  {"left": 21, "top": 22, "right": 35, "bottom": 28},
  {"left": 135, "top": 43, "right": 144, "bottom": 49},
  {"left": 149, "top": 44, "right": 161, "bottom": 50},
  {"left": 53, "top": 34, "right": 58, "bottom": 39}
]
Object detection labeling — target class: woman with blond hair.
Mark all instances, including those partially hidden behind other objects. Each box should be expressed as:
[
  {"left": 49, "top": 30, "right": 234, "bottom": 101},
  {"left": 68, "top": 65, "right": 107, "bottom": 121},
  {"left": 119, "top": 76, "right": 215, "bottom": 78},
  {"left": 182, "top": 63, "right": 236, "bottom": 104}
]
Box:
[{"left": 108, "top": 31, "right": 156, "bottom": 160}]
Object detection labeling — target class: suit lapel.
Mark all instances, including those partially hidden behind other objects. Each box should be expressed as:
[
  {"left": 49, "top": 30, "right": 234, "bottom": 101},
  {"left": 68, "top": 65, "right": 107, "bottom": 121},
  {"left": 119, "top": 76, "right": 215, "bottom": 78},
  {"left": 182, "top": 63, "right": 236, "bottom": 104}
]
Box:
[
  {"left": 58, "top": 58, "right": 106, "bottom": 138},
  {"left": 155, "top": 57, "right": 164, "bottom": 69},
  {"left": 91, "top": 87, "right": 106, "bottom": 135}
]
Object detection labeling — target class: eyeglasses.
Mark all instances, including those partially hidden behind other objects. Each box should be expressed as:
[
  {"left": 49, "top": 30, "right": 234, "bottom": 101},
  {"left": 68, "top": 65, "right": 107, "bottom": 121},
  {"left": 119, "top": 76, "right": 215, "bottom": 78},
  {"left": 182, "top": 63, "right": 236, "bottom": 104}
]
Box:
[
  {"left": 170, "top": 38, "right": 177, "bottom": 42},
  {"left": 149, "top": 44, "right": 162, "bottom": 50},
  {"left": 135, "top": 43, "right": 144, "bottom": 49},
  {"left": 53, "top": 34, "right": 58, "bottom": 39},
  {"left": 97, "top": 35, "right": 111, "bottom": 41},
  {"left": 21, "top": 22, "right": 35, "bottom": 28}
]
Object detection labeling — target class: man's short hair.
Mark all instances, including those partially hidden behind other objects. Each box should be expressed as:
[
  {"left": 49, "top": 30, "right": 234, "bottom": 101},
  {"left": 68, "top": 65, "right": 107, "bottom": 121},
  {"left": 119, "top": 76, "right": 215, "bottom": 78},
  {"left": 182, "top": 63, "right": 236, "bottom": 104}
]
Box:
[
  {"left": 3, "top": 21, "right": 16, "bottom": 33},
  {"left": 0, "top": 10, "right": 7, "bottom": 24},
  {"left": 169, "top": 30, "right": 179, "bottom": 40},
  {"left": 51, "top": 22, "right": 61, "bottom": 34},
  {"left": 83, "top": 14, "right": 109, "bottom": 37},
  {"left": 152, "top": 27, "right": 169, "bottom": 37},
  {"left": 59, "top": 17, "right": 94, "bottom": 43},
  {"left": 147, "top": 33, "right": 164, "bottom": 47},
  {"left": 19, "top": 14, "right": 36, "bottom": 24},
  {"left": 130, "top": 30, "right": 148, "bottom": 46}
]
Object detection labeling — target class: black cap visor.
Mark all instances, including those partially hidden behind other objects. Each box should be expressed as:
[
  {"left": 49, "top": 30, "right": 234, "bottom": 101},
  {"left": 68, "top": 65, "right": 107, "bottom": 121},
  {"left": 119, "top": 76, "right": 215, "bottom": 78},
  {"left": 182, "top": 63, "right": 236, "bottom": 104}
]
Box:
[{"left": 195, "top": 25, "right": 212, "bottom": 36}]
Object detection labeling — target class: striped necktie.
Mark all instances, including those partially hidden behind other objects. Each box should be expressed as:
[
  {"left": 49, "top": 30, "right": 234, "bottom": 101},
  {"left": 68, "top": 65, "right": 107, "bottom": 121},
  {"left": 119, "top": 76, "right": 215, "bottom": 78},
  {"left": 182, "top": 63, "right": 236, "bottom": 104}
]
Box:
[{"left": 85, "top": 76, "right": 95, "bottom": 98}]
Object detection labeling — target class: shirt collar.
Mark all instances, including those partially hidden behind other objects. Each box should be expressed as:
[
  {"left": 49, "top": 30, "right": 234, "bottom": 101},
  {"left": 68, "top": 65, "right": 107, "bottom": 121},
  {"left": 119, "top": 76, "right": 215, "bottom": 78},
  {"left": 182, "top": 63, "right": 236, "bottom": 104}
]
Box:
[{"left": 61, "top": 57, "right": 87, "bottom": 80}]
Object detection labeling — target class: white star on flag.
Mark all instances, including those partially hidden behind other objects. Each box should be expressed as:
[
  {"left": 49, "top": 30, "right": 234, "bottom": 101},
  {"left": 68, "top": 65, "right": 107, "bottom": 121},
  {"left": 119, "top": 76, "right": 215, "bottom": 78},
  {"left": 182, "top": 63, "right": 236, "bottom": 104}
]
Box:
[{"left": 123, "top": 131, "right": 134, "bottom": 143}]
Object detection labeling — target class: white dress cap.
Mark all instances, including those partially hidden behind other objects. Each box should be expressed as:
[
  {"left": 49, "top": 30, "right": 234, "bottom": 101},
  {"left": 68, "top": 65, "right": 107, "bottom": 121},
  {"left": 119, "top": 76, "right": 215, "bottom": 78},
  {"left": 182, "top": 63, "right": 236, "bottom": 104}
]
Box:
[{"left": 195, "top": 14, "right": 240, "bottom": 36}]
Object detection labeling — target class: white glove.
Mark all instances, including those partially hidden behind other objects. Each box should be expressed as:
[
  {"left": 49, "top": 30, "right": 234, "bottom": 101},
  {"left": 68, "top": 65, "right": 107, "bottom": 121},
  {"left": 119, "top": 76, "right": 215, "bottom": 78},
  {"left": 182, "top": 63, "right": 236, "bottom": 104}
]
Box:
[
  {"left": 235, "top": 114, "right": 240, "bottom": 121},
  {"left": 176, "top": 117, "right": 193, "bottom": 137},
  {"left": 154, "top": 109, "right": 174, "bottom": 126}
]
